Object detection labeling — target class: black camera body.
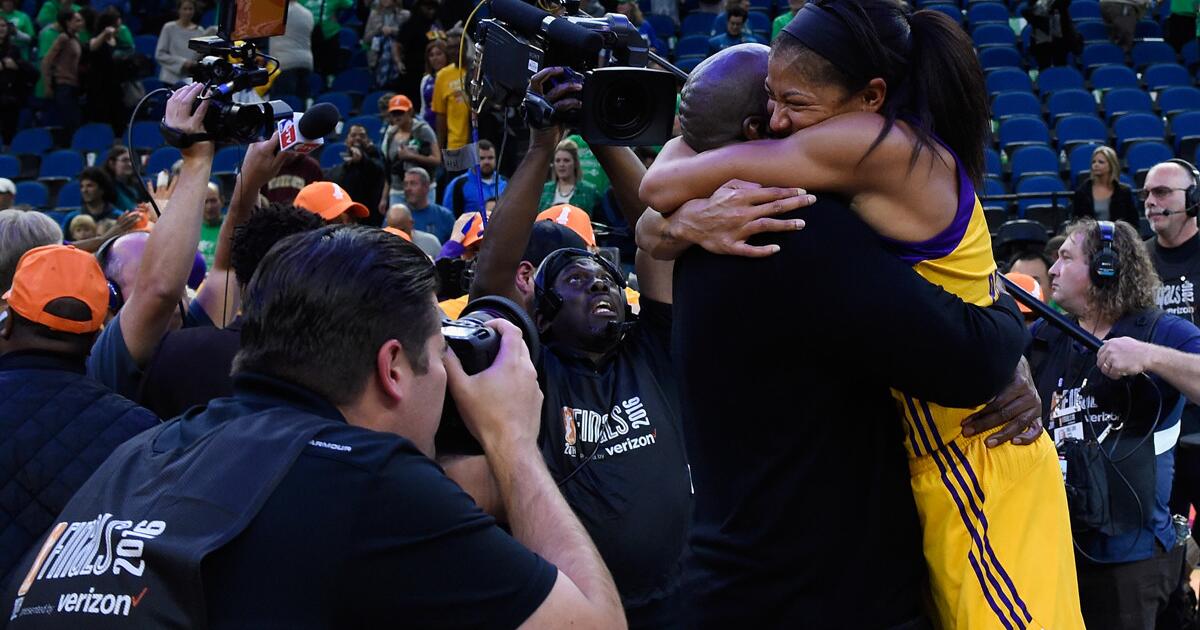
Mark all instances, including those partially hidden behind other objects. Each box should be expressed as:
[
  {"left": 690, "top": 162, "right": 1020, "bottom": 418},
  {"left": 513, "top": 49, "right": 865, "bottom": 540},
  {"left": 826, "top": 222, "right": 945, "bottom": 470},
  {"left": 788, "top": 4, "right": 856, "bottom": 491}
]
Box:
[
  {"left": 436, "top": 295, "right": 541, "bottom": 455},
  {"left": 474, "top": 0, "right": 676, "bottom": 146},
  {"left": 186, "top": 36, "right": 293, "bottom": 143}
]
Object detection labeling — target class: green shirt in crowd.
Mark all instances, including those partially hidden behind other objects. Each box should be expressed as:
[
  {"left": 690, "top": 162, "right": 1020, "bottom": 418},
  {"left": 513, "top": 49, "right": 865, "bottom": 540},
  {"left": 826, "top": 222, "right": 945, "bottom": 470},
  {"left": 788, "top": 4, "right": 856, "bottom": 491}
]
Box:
[
  {"left": 564, "top": 134, "right": 610, "bottom": 198},
  {"left": 198, "top": 221, "right": 221, "bottom": 269},
  {"left": 539, "top": 179, "right": 604, "bottom": 217},
  {"left": 772, "top": 10, "right": 797, "bottom": 40},
  {"left": 299, "top": 0, "right": 354, "bottom": 40}
]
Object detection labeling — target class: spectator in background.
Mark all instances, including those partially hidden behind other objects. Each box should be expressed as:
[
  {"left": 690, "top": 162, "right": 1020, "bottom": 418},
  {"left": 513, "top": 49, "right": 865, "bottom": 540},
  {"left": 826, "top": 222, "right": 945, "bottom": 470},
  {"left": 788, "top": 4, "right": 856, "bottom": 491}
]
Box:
[
  {"left": 198, "top": 182, "right": 223, "bottom": 268},
  {"left": 270, "top": 0, "right": 314, "bottom": 103},
  {"left": 366, "top": 0, "right": 409, "bottom": 90},
  {"left": 40, "top": 9, "right": 84, "bottom": 129},
  {"left": 0, "top": 18, "right": 36, "bottom": 145},
  {"left": 293, "top": 180, "right": 371, "bottom": 224},
  {"left": 85, "top": 6, "right": 135, "bottom": 132},
  {"left": 1165, "top": 0, "right": 1198, "bottom": 51},
  {"left": 397, "top": 0, "right": 443, "bottom": 104},
  {"left": 262, "top": 152, "right": 322, "bottom": 204},
  {"left": 0, "top": 209, "right": 61, "bottom": 298},
  {"left": 1022, "top": 0, "right": 1079, "bottom": 68},
  {"left": 708, "top": 6, "right": 761, "bottom": 54},
  {"left": 35, "top": 0, "right": 76, "bottom": 28},
  {"left": 616, "top": 0, "right": 658, "bottom": 49},
  {"left": 1008, "top": 250, "right": 1054, "bottom": 301},
  {"left": 0, "top": 179, "right": 14, "bottom": 210},
  {"left": 103, "top": 147, "right": 150, "bottom": 212},
  {"left": 402, "top": 167, "right": 454, "bottom": 242},
  {"left": 433, "top": 24, "right": 471, "bottom": 167},
  {"left": 539, "top": 139, "right": 602, "bottom": 216},
  {"left": 299, "top": 0, "right": 351, "bottom": 77},
  {"left": 380, "top": 94, "right": 440, "bottom": 213},
  {"left": 0, "top": 0, "right": 35, "bottom": 44},
  {"left": 1100, "top": 0, "right": 1150, "bottom": 50},
  {"left": 443, "top": 139, "right": 506, "bottom": 216},
  {"left": 62, "top": 168, "right": 122, "bottom": 230},
  {"left": 386, "top": 202, "right": 442, "bottom": 256},
  {"left": 772, "top": 0, "right": 804, "bottom": 40},
  {"left": 0, "top": 245, "right": 158, "bottom": 588},
  {"left": 1074, "top": 146, "right": 1139, "bottom": 225},
  {"left": 67, "top": 214, "right": 97, "bottom": 242},
  {"left": 156, "top": 0, "right": 205, "bottom": 85},
  {"left": 419, "top": 39, "right": 448, "bottom": 129},
  {"left": 326, "top": 124, "right": 386, "bottom": 223}
]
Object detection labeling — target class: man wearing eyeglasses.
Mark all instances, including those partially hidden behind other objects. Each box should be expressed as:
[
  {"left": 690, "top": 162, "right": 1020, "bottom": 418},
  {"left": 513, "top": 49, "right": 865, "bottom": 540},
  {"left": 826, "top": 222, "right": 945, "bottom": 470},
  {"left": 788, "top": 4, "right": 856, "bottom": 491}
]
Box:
[{"left": 1144, "top": 160, "right": 1200, "bottom": 563}]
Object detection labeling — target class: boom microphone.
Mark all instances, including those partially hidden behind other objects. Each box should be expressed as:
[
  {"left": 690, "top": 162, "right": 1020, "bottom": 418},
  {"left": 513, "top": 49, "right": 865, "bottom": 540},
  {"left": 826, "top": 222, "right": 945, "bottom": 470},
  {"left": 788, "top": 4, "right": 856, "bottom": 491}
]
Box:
[
  {"left": 277, "top": 103, "right": 340, "bottom": 154},
  {"left": 1000, "top": 274, "right": 1101, "bottom": 352}
]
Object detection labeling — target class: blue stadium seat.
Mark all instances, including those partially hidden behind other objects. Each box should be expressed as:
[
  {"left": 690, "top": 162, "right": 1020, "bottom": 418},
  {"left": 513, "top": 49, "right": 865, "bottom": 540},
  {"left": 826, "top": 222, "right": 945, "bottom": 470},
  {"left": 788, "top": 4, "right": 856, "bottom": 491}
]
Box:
[
  {"left": 1112, "top": 112, "right": 1166, "bottom": 152},
  {"left": 1070, "top": 0, "right": 1101, "bottom": 20},
  {"left": 1125, "top": 142, "right": 1174, "bottom": 185},
  {"left": 70, "top": 123, "right": 115, "bottom": 154},
  {"left": 928, "top": 3, "right": 964, "bottom": 24},
  {"left": 319, "top": 142, "right": 348, "bottom": 169},
  {"left": 38, "top": 150, "right": 83, "bottom": 182},
  {"left": 278, "top": 95, "right": 305, "bottom": 114},
  {"left": 1037, "top": 66, "right": 1086, "bottom": 95},
  {"left": 129, "top": 121, "right": 164, "bottom": 152},
  {"left": 1159, "top": 87, "right": 1200, "bottom": 118},
  {"left": 55, "top": 179, "right": 82, "bottom": 209},
  {"left": 1135, "top": 20, "right": 1163, "bottom": 40},
  {"left": 984, "top": 177, "right": 1008, "bottom": 197},
  {"left": 985, "top": 147, "right": 1003, "bottom": 178},
  {"left": 331, "top": 68, "right": 371, "bottom": 95},
  {"left": 1080, "top": 43, "right": 1125, "bottom": 72},
  {"left": 1102, "top": 88, "right": 1154, "bottom": 121},
  {"left": 998, "top": 116, "right": 1051, "bottom": 151},
  {"left": 1173, "top": 111, "right": 1200, "bottom": 160},
  {"left": 146, "top": 147, "right": 182, "bottom": 175},
  {"left": 212, "top": 146, "right": 244, "bottom": 176},
  {"left": 0, "top": 155, "right": 18, "bottom": 180},
  {"left": 680, "top": 12, "right": 715, "bottom": 37},
  {"left": 972, "top": 24, "right": 1016, "bottom": 48},
  {"left": 315, "top": 91, "right": 355, "bottom": 119},
  {"left": 980, "top": 46, "right": 1023, "bottom": 71},
  {"left": 713, "top": 12, "right": 771, "bottom": 38},
  {"left": 992, "top": 91, "right": 1041, "bottom": 119},
  {"left": 134, "top": 34, "right": 157, "bottom": 58},
  {"left": 1047, "top": 89, "right": 1098, "bottom": 121},
  {"left": 986, "top": 67, "right": 1034, "bottom": 96},
  {"left": 1068, "top": 143, "right": 1104, "bottom": 186},
  {"left": 1143, "top": 64, "right": 1192, "bottom": 91},
  {"left": 9, "top": 128, "right": 53, "bottom": 155},
  {"left": 15, "top": 181, "right": 48, "bottom": 208},
  {"left": 1015, "top": 175, "right": 1069, "bottom": 216},
  {"left": 675, "top": 56, "right": 705, "bottom": 73},
  {"left": 362, "top": 90, "right": 391, "bottom": 115},
  {"left": 1010, "top": 145, "right": 1060, "bottom": 183},
  {"left": 674, "top": 35, "right": 709, "bottom": 58},
  {"left": 1090, "top": 64, "right": 1139, "bottom": 91},
  {"left": 1131, "top": 41, "right": 1177, "bottom": 70},
  {"left": 646, "top": 14, "right": 676, "bottom": 37},
  {"left": 1056, "top": 114, "right": 1108, "bottom": 152},
  {"left": 967, "top": 2, "right": 1009, "bottom": 25},
  {"left": 337, "top": 28, "right": 359, "bottom": 51},
  {"left": 1183, "top": 40, "right": 1199, "bottom": 68},
  {"left": 344, "top": 115, "right": 383, "bottom": 140},
  {"left": 1074, "top": 19, "right": 1110, "bottom": 43}
]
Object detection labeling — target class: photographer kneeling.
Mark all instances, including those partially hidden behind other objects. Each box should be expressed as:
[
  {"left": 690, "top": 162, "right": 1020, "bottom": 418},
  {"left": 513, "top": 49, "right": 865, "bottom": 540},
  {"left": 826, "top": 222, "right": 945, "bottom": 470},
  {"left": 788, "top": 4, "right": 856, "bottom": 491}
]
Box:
[{"left": 3, "top": 226, "right": 624, "bottom": 629}]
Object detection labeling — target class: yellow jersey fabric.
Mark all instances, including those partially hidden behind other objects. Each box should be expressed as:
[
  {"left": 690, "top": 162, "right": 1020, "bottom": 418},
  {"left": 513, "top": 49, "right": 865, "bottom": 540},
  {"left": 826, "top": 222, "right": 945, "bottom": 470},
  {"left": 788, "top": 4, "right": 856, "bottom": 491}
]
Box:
[{"left": 432, "top": 64, "right": 470, "bottom": 150}]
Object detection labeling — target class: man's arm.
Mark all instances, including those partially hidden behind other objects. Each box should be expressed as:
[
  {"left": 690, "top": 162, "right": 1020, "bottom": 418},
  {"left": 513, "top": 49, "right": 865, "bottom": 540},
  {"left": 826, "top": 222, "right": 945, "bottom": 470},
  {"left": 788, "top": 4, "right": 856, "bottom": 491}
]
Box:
[
  {"left": 119, "top": 83, "right": 213, "bottom": 364},
  {"left": 445, "top": 321, "right": 625, "bottom": 630},
  {"left": 436, "top": 112, "right": 449, "bottom": 151},
  {"left": 193, "top": 133, "right": 290, "bottom": 328},
  {"left": 1099, "top": 334, "right": 1200, "bottom": 403},
  {"left": 71, "top": 210, "right": 141, "bottom": 252}
]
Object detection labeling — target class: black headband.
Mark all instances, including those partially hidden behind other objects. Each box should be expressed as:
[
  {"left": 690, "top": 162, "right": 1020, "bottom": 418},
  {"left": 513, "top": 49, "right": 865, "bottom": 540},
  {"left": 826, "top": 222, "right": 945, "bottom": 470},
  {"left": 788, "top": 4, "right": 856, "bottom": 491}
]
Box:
[{"left": 781, "top": 3, "right": 873, "bottom": 82}]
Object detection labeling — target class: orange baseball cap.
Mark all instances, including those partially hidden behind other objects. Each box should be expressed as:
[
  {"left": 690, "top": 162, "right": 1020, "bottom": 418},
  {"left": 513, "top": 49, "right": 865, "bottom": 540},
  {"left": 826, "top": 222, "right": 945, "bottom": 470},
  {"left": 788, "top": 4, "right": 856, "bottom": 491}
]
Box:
[
  {"left": 383, "top": 226, "right": 413, "bottom": 242},
  {"left": 3, "top": 245, "right": 108, "bottom": 334},
  {"left": 458, "top": 212, "right": 485, "bottom": 249},
  {"left": 1004, "top": 272, "right": 1043, "bottom": 314},
  {"left": 537, "top": 204, "right": 595, "bottom": 248},
  {"left": 388, "top": 94, "right": 414, "bottom": 113},
  {"left": 294, "top": 181, "right": 370, "bottom": 221}
]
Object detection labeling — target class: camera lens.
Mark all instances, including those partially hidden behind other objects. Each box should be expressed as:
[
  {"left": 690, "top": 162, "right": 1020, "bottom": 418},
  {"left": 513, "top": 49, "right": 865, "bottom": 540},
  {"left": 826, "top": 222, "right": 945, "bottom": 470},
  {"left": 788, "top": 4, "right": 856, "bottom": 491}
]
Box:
[{"left": 596, "top": 78, "right": 650, "bottom": 141}]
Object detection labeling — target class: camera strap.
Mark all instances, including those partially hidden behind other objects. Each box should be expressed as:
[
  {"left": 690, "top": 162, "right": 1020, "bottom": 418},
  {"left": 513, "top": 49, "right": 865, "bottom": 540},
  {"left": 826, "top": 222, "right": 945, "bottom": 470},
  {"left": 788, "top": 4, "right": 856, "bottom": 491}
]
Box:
[
  {"left": 521, "top": 90, "right": 557, "bottom": 129},
  {"left": 159, "top": 122, "right": 213, "bottom": 149}
]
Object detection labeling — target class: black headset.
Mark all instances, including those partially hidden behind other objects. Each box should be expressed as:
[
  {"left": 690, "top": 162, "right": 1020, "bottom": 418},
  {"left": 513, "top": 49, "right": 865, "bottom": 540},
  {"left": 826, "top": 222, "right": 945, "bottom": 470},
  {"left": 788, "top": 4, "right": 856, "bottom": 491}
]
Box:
[
  {"left": 1166, "top": 158, "right": 1200, "bottom": 218},
  {"left": 1090, "top": 220, "right": 1120, "bottom": 286},
  {"left": 533, "top": 248, "right": 627, "bottom": 323},
  {"left": 93, "top": 233, "right": 125, "bottom": 313}
]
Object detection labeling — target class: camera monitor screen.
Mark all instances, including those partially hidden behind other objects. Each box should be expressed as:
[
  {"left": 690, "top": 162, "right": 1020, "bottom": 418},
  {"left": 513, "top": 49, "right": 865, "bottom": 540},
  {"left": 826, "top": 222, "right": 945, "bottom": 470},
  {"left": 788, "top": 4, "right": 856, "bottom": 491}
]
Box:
[{"left": 219, "top": 0, "right": 288, "bottom": 40}]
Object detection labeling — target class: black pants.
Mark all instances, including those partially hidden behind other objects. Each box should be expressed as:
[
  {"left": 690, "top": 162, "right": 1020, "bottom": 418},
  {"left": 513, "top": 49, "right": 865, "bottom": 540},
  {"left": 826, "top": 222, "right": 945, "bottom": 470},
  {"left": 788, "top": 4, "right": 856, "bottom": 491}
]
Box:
[
  {"left": 1077, "top": 542, "right": 1186, "bottom": 630},
  {"left": 1166, "top": 13, "right": 1198, "bottom": 52},
  {"left": 1171, "top": 444, "right": 1200, "bottom": 539},
  {"left": 52, "top": 84, "right": 80, "bottom": 130}
]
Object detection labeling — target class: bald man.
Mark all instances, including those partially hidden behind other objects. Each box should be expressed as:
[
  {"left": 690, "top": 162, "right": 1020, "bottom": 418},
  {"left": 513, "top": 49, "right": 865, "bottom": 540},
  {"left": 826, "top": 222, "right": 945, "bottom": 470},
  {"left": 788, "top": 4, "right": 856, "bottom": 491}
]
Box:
[
  {"left": 385, "top": 203, "right": 442, "bottom": 257},
  {"left": 678, "top": 43, "right": 772, "bottom": 152}
]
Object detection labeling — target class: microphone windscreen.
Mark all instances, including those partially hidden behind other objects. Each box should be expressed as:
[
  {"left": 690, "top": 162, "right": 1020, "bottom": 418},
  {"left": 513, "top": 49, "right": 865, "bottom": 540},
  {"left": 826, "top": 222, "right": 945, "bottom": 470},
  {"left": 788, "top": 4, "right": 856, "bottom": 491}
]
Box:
[
  {"left": 298, "top": 103, "right": 340, "bottom": 140},
  {"left": 544, "top": 18, "right": 603, "bottom": 59},
  {"left": 491, "top": 0, "right": 551, "bottom": 37}
]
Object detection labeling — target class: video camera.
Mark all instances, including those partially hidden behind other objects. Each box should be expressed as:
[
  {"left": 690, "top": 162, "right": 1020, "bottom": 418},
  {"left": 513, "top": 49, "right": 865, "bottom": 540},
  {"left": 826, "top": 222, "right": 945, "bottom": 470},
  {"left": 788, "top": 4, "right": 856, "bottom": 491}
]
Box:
[
  {"left": 473, "top": 0, "right": 677, "bottom": 146},
  {"left": 437, "top": 296, "right": 541, "bottom": 455}
]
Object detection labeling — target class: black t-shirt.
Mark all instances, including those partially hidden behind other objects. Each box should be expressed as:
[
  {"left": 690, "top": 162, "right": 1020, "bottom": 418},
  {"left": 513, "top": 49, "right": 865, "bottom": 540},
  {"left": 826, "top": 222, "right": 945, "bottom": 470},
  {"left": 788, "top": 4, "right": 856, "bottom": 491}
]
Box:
[
  {"left": 197, "top": 375, "right": 558, "bottom": 628},
  {"left": 138, "top": 319, "right": 241, "bottom": 420},
  {"left": 537, "top": 299, "right": 692, "bottom": 629},
  {"left": 1148, "top": 232, "right": 1200, "bottom": 433},
  {"left": 672, "top": 198, "right": 1029, "bottom": 629}
]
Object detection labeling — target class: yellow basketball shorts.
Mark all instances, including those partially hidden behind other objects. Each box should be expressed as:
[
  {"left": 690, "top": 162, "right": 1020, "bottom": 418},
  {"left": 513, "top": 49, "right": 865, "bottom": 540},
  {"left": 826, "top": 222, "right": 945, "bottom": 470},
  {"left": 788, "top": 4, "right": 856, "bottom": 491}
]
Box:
[{"left": 907, "top": 416, "right": 1084, "bottom": 629}]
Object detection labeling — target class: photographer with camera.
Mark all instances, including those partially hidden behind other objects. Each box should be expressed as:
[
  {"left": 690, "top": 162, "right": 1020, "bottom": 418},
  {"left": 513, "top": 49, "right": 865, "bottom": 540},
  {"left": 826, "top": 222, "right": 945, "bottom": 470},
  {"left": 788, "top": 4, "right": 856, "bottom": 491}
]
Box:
[
  {"left": 448, "top": 66, "right": 691, "bottom": 629},
  {"left": 325, "top": 123, "right": 386, "bottom": 224},
  {"left": 3, "top": 226, "right": 626, "bottom": 629},
  {"left": 1030, "top": 219, "right": 1200, "bottom": 629}
]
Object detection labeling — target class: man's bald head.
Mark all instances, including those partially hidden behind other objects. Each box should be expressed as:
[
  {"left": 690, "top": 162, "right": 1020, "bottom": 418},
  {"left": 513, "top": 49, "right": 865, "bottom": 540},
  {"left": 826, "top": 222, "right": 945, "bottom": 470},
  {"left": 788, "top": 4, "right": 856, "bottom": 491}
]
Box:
[
  {"left": 103, "top": 231, "right": 150, "bottom": 300},
  {"left": 679, "top": 43, "right": 772, "bottom": 152},
  {"left": 386, "top": 204, "right": 414, "bottom": 233}
]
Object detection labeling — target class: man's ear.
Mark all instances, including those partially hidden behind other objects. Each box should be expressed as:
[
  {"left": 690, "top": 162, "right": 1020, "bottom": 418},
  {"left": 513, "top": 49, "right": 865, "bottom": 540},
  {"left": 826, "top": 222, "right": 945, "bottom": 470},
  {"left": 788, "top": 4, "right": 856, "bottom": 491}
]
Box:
[
  {"left": 743, "top": 116, "right": 767, "bottom": 141},
  {"left": 515, "top": 261, "right": 536, "bottom": 299},
  {"left": 375, "top": 339, "right": 410, "bottom": 404}
]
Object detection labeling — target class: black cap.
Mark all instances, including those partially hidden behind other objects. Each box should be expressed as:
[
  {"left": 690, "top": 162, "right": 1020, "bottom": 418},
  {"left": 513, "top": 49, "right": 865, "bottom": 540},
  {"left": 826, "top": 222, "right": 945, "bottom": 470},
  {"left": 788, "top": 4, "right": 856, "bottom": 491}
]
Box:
[{"left": 523, "top": 221, "right": 588, "bottom": 267}]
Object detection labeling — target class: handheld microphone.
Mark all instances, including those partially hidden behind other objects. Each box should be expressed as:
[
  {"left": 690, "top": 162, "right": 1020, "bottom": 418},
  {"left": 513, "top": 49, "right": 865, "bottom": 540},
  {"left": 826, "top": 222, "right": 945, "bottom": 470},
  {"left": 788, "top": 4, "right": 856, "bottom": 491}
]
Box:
[{"left": 277, "top": 103, "right": 340, "bottom": 154}]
